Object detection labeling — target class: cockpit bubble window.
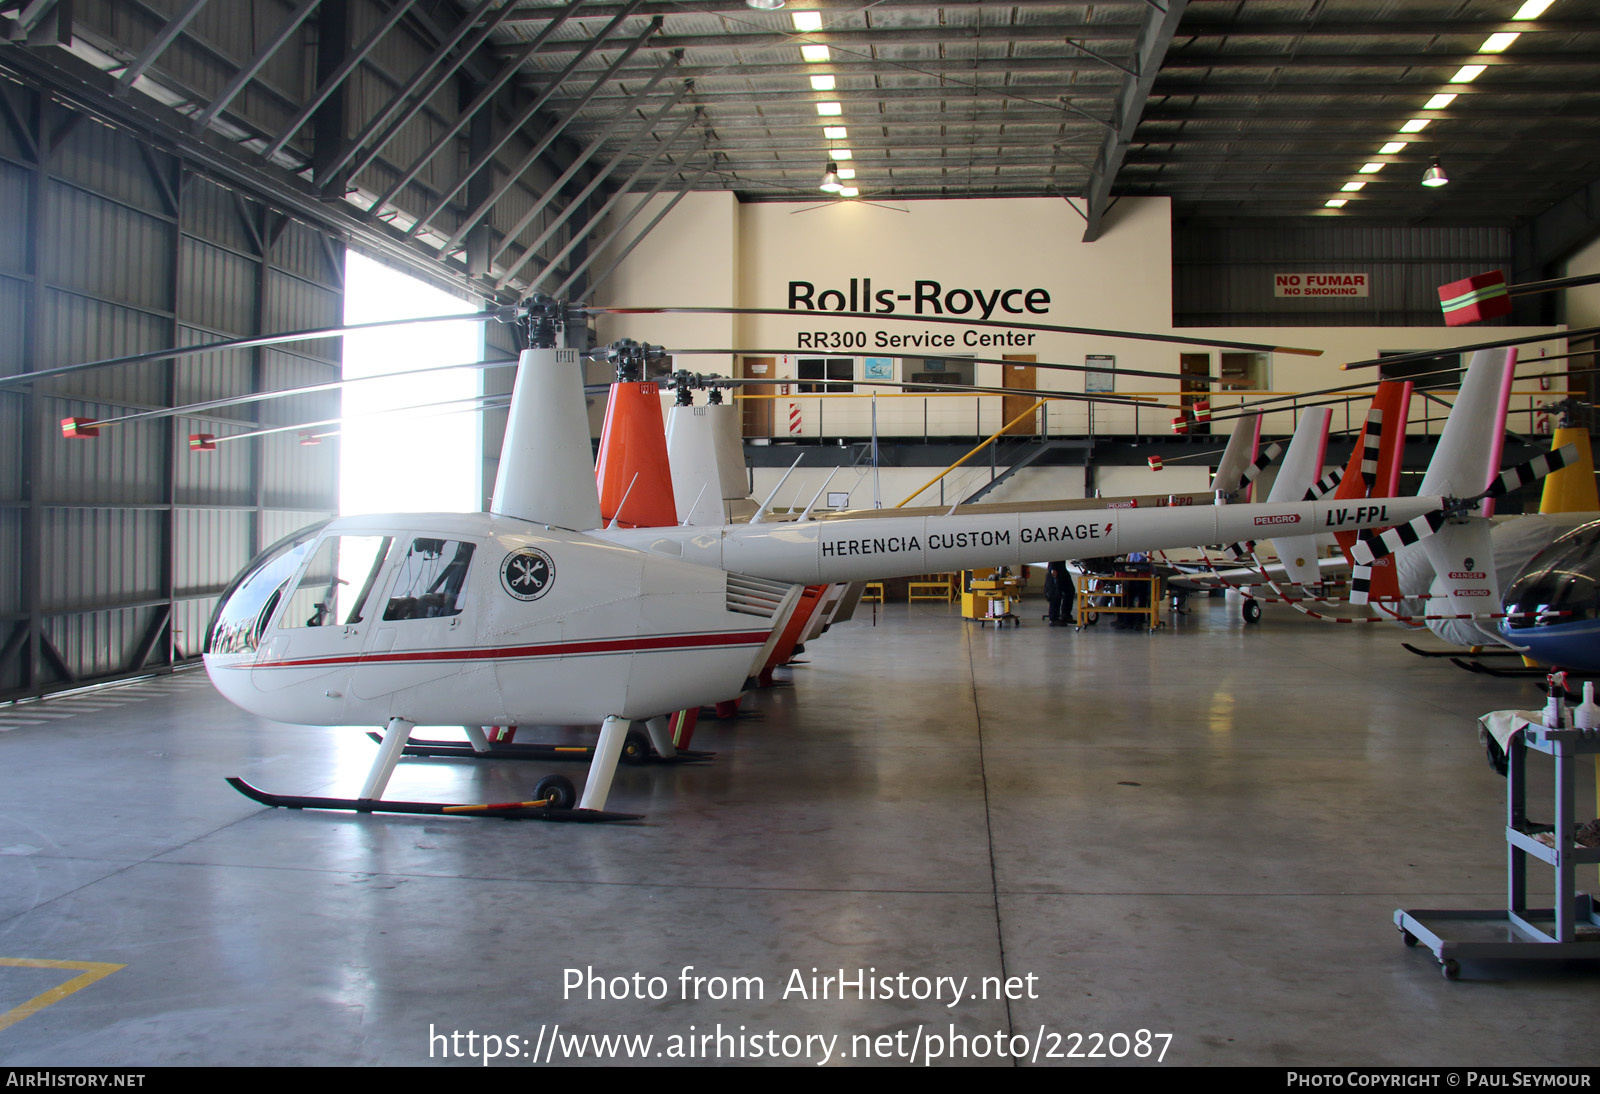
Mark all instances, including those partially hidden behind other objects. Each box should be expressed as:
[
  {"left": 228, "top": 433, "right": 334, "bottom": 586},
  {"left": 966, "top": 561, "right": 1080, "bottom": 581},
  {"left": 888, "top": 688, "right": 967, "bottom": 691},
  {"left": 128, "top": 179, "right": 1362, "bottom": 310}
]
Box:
[
  {"left": 383, "top": 538, "right": 476, "bottom": 621},
  {"left": 282, "top": 535, "right": 392, "bottom": 629},
  {"left": 204, "top": 523, "right": 325, "bottom": 655},
  {"left": 1502, "top": 521, "right": 1600, "bottom": 629}
]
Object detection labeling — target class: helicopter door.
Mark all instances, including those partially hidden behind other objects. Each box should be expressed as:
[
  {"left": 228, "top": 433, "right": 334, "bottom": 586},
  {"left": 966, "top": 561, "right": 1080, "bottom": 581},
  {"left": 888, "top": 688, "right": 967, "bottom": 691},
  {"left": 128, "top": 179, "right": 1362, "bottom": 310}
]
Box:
[
  {"left": 251, "top": 534, "right": 392, "bottom": 694},
  {"left": 351, "top": 537, "right": 482, "bottom": 702}
]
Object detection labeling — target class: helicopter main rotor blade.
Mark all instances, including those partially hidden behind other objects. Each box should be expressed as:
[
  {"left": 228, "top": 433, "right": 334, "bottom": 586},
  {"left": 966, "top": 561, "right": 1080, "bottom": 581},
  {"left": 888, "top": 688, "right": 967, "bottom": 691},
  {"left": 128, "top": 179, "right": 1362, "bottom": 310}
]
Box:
[
  {"left": 585, "top": 305, "right": 1324, "bottom": 357},
  {"left": 83, "top": 358, "right": 519, "bottom": 431},
  {"left": 670, "top": 373, "right": 1176, "bottom": 409},
  {"left": 0, "top": 310, "right": 508, "bottom": 391},
  {"left": 672, "top": 348, "right": 1211, "bottom": 384},
  {"left": 1341, "top": 326, "right": 1594, "bottom": 371},
  {"left": 210, "top": 393, "right": 511, "bottom": 445}
]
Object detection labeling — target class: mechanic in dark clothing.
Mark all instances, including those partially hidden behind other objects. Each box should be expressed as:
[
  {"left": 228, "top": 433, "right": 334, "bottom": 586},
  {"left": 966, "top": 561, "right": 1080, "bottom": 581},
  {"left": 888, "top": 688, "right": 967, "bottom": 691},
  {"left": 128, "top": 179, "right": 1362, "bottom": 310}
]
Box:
[{"left": 1044, "top": 560, "right": 1075, "bottom": 626}]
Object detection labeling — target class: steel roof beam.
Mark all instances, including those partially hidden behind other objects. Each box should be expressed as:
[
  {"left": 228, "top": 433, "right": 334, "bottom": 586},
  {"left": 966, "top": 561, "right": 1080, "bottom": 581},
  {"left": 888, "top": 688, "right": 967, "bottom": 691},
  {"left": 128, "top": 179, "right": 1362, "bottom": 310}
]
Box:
[
  {"left": 409, "top": 3, "right": 653, "bottom": 245},
  {"left": 1161, "top": 51, "right": 1600, "bottom": 69},
  {"left": 504, "top": 0, "right": 1153, "bottom": 18},
  {"left": 369, "top": 0, "right": 591, "bottom": 215},
  {"left": 495, "top": 57, "right": 1131, "bottom": 81},
  {"left": 1083, "top": 0, "right": 1188, "bottom": 242},
  {"left": 525, "top": 118, "right": 705, "bottom": 295},
  {"left": 492, "top": 73, "right": 689, "bottom": 284},
  {"left": 334, "top": 0, "right": 527, "bottom": 190},
  {"left": 436, "top": 15, "right": 663, "bottom": 254},
  {"left": 499, "top": 25, "right": 1148, "bottom": 52},
  {"left": 262, "top": 0, "right": 418, "bottom": 163},
  {"left": 188, "top": 0, "right": 320, "bottom": 134},
  {"left": 112, "top": 0, "right": 209, "bottom": 97},
  {"left": 578, "top": 157, "right": 716, "bottom": 299},
  {"left": 1150, "top": 80, "right": 1600, "bottom": 97}
]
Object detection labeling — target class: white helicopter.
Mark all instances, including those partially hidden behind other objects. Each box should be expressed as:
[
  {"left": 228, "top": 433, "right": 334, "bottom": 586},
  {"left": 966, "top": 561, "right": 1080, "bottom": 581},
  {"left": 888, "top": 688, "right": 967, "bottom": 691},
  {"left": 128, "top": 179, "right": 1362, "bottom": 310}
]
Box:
[{"left": 197, "top": 297, "right": 1542, "bottom": 822}]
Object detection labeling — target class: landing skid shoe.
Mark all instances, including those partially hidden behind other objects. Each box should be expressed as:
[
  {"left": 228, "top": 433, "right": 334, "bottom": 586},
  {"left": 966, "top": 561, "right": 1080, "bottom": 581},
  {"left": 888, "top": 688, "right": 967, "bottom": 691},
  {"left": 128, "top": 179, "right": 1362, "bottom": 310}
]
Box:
[
  {"left": 1403, "top": 642, "right": 1521, "bottom": 659},
  {"left": 225, "top": 777, "right": 641, "bottom": 822},
  {"left": 1449, "top": 657, "right": 1548, "bottom": 678},
  {"left": 230, "top": 715, "right": 645, "bottom": 823}
]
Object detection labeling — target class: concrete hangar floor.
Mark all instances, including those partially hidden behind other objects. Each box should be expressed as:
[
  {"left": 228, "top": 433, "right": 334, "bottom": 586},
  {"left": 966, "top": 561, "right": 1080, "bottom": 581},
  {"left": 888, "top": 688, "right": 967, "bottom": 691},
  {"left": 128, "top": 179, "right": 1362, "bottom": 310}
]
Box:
[{"left": 0, "top": 594, "right": 1593, "bottom": 1068}]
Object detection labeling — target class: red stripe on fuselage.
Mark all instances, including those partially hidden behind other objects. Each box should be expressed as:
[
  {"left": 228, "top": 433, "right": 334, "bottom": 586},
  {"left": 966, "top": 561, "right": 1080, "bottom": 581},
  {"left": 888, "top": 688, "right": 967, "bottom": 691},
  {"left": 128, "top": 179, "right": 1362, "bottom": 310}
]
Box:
[{"left": 249, "top": 630, "right": 771, "bottom": 671}]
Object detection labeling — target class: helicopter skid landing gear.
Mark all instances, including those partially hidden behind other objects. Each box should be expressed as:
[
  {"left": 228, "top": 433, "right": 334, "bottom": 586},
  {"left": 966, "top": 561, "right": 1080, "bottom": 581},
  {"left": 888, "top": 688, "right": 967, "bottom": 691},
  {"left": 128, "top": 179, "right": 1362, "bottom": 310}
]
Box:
[
  {"left": 226, "top": 715, "right": 644, "bottom": 822},
  {"left": 224, "top": 777, "right": 640, "bottom": 822},
  {"left": 364, "top": 731, "right": 714, "bottom": 764}
]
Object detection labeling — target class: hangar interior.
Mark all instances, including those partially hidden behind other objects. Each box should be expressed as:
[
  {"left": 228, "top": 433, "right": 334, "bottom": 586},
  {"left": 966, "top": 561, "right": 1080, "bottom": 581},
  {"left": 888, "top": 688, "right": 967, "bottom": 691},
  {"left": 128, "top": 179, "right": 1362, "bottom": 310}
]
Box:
[{"left": 3, "top": 0, "right": 1600, "bottom": 1067}]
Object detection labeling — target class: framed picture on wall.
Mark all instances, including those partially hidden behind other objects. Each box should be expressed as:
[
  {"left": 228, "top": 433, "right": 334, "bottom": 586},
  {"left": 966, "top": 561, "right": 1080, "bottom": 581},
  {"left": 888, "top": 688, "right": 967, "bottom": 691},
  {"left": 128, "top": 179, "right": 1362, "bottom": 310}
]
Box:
[
  {"left": 863, "top": 357, "right": 894, "bottom": 380},
  {"left": 1085, "top": 354, "right": 1116, "bottom": 393}
]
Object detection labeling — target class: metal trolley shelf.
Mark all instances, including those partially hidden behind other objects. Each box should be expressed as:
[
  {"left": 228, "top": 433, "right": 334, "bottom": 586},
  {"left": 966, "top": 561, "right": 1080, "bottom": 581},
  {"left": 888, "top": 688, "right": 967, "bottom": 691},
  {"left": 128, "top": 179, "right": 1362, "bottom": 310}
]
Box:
[{"left": 1395, "top": 720, "right": 1600, "bottom": 979}]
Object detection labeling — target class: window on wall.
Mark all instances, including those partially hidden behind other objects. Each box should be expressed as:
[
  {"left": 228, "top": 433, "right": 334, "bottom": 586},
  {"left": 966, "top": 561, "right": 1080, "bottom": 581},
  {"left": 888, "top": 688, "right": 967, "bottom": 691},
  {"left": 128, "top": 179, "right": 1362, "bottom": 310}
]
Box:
[
  {"left": 907, "top": 356, "right": 975, "bottom": 389},
  {"left": 1219, "top": 352, "right": 1270, "bottom": 392},
  {"left": 798, "top": 357, "right": 854, "bottom": 393}
]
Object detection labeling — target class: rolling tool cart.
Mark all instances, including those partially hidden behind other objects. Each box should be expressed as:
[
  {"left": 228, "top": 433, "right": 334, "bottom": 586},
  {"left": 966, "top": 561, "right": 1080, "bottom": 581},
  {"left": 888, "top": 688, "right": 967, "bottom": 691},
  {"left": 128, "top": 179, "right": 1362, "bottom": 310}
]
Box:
[{"left": 1395, "top": 716, "right": 1600, "bottom": 979}]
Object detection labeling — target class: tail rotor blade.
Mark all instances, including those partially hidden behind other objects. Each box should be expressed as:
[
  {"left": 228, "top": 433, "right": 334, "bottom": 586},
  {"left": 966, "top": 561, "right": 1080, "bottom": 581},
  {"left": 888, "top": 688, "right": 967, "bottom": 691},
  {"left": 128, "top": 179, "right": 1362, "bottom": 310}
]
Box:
[
  {"left": 1350, "top": 511, "right": 1448, "bottom": 566},
  {"left": 1304, "top": 467, "right": 1345, "bottom": 502},
  {"left": 1480, "top": 444, "right": 1579, "bottom": 500}
]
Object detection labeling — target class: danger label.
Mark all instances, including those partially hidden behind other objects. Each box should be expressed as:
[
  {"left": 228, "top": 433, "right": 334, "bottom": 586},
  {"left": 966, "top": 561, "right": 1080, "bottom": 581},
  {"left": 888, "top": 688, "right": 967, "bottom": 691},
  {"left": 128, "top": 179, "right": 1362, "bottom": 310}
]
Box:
[
  {"left": 1274, "top": 273, "right": 1369, "bottom": 298},
  {"left": 1254, "top": 514, "right": 1301, "bottom": 526}
]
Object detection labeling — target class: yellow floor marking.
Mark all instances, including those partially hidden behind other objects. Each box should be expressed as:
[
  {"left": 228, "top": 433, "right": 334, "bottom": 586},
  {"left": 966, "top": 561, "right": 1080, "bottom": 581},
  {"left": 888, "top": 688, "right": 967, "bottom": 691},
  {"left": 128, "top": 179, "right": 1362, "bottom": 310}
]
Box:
[{"left": 0, "top": 958, "right": 125, "bottom": 1033}]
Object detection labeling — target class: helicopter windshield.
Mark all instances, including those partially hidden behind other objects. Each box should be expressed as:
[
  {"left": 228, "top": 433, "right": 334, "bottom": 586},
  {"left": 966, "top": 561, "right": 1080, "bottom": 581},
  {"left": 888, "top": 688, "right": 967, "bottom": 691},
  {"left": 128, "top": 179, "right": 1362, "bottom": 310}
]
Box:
[
  {"left": 1501, "top": 520, "right": 1600, "bottom": 630},
  {"left": 204, "top": 523, "right": 326, "bottom": 655}
]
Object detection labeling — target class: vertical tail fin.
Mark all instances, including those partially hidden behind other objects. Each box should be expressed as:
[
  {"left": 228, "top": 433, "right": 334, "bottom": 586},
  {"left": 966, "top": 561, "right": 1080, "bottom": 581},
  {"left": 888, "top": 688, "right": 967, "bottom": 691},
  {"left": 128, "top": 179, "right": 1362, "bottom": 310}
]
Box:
[
  {"left": 1265, "top": 408, "right": 1331, "bottom": 586},
  {"left": 1210, "top": 412, "right": 1263, "bottom": 497}
]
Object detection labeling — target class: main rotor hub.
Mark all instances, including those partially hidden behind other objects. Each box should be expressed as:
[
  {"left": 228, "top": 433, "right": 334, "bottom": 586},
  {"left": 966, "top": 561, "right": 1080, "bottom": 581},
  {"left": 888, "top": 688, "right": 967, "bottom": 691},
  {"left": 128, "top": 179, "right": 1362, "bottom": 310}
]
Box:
[
  {"left": 509, "top": 293, "right": 587, "bottom": 349},
  {"left": 604, "top": 338, "right": 666, "bottom": 383}
]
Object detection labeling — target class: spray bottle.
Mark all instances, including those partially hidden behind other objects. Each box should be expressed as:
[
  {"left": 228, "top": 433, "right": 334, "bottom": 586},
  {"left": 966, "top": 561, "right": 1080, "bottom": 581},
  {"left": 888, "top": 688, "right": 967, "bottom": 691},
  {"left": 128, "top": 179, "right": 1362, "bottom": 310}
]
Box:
[
  {"left": 1574, "top": 681, "right": 1600, "bottom": 731},
  {"left": 1543, "top": 670, "right": 1569, "bottom": 729}
]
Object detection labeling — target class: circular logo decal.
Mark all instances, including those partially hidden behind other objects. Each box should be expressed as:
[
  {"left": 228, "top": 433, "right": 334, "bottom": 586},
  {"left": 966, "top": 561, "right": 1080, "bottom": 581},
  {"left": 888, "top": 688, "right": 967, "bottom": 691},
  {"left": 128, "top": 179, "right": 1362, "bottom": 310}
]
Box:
[{"left": 500, "top": 548, "right": 555, "bottom": 601}]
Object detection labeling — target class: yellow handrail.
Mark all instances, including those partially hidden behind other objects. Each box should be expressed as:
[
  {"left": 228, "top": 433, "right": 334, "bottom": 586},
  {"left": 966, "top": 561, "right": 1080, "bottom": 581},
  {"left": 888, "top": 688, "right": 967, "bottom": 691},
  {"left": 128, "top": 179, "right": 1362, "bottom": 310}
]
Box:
[{"left": 894, "top": 398, "right": 1046, "bottom": 508}]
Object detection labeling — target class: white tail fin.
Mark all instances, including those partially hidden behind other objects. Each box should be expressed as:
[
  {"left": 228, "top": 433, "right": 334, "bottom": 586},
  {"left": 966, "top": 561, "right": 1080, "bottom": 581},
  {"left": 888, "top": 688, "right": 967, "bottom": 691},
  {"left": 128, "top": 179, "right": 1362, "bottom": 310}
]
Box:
[
  {"left": 1418, "top": 348, "right": 1517, "bottom": 501},
  {"left": 1210, "top": 412, "right": 1262, "bottom": 496},
  {"left": 1265, "top": 408, "right": 1331, "bottom": 587}
]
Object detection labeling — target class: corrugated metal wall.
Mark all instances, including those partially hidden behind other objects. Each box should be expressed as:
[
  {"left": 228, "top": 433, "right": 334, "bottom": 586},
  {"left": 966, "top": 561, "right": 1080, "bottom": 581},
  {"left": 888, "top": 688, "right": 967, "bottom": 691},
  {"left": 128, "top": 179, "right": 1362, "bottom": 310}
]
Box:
[
  {"left": 1173, "top": 224, "right": 1513, "bottom": 327},
  {"left": 0, "top": 80, "right": 341, "bottom": 700}
]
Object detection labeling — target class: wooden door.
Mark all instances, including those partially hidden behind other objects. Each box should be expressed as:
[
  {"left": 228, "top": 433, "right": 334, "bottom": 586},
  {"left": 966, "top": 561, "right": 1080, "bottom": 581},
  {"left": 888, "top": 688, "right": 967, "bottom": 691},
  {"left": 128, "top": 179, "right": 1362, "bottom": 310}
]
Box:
[
  {"left": 740, "top": 356, "right": 775, "bottom": 437},
  {"left": 1001, "top": 356, "right": 1037, "bottom": 436}
]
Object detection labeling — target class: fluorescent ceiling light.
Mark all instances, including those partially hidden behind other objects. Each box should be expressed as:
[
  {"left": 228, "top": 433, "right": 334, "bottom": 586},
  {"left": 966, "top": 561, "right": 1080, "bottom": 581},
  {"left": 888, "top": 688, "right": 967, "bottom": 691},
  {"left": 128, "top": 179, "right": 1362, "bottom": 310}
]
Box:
[
  {"left": 1341, "top": 181, "right": 1366, "bottom": 192},
  {"left": 801, "top": 44, "right": 830, "bottom": 62},
  {"left": 791, "top": 11, "right": 823, "bottom": 31},
  {"left": 837, "top": 167, "right": 856, "bottom": 179},
  {"left": 833, "top": 148, "right": 853, "bottom": 160},
  {"left": 1359, "top": 162, "right": 1385, "bottom": 173},
  {"left": 1480, "top": 31, "right": 1521, "bottom": 51},
  {"left": 810, "top": 74, "right": 835, "bottom": 90},
  {"left": 816, "top": 101, "right": 842, "bottom": 116},
  {"left": 1379, "top": 141, "right": 1408, "bottom": 154},
  {"left": 839, "top": 187, "right": 859, "bottom": 197},
  {"left": 1325, "top": 199, "right": 1348, "bottom": 208},
  {"left": 1423, "top": 93, "right": 1456, "bottom": 109},
  {"left": 1451, "top": 64, "right": 1487, "bottom": 83},
  {"left": 1399, "top": 118, "right": 1431, "bottom": 133},
  {"left": 1513, "top": 1, "right": 1555, "bottom": 19},
  {"left": 823, "top": 126, "right": 848, "bottom": 139}
]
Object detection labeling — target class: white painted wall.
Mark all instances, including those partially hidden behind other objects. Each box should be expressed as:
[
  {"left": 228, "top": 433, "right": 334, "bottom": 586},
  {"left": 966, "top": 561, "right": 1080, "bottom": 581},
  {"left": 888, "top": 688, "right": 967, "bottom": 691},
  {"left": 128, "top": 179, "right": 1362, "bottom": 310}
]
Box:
[{"left": 592, "top": 193, "right": 1570, "bottom": 450}]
